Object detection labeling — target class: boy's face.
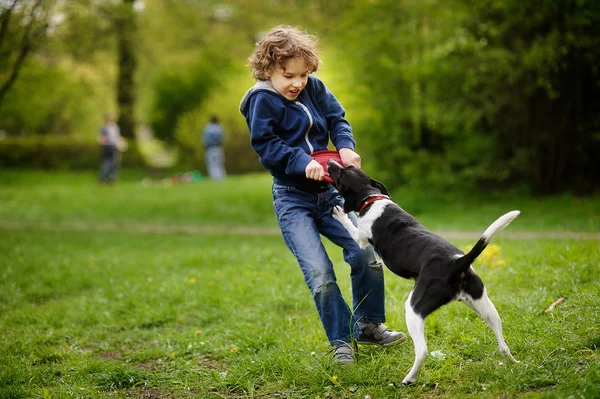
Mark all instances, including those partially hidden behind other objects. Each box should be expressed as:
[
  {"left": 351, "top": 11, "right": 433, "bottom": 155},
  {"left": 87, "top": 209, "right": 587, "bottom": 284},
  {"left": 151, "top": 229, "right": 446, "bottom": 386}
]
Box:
[{"left": 268, "top": 57, "right": 309, "bottom": 101}]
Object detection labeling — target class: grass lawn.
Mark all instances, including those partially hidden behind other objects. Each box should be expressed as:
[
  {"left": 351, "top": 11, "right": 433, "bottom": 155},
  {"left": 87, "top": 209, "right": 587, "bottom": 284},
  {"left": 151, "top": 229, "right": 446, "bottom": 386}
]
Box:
[
  {"left": 1, "top": 170, "right": 599, "bottom": 398},
  {"left": 0, "top": 169, "right": 598, "bottom": 232}
]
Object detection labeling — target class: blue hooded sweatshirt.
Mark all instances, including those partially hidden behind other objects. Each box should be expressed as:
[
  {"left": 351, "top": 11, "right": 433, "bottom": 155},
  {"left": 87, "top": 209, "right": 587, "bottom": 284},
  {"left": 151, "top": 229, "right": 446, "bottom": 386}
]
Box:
[{"left": 239, "top": 75, "right": 355, "bottom": 193}]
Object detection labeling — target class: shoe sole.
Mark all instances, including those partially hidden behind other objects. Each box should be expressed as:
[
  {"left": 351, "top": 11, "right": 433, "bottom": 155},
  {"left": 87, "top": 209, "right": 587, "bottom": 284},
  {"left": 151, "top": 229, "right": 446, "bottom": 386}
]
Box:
[{"left": 357, "top": 334, "right": 407, "bottom": 347}]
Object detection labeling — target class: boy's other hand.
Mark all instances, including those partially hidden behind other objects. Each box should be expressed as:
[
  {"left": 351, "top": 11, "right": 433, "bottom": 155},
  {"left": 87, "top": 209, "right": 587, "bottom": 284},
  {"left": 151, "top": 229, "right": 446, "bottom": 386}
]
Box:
[
  {"left": 339, "top": 148, "right": 361, "bottom": 169},
  {"left": 305, "top": 160, "right": 325, "bottom": 181}
]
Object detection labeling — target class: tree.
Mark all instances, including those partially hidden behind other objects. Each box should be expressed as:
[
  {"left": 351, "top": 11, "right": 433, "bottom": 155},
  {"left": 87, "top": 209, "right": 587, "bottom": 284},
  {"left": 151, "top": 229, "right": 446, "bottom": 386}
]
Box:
[
  {"left": 0, "top": 0, "right": 53, "bottom": 110},
  {"left": 114, "top": 0, "right": 137, "bottom": 139},
  {"left": 333, "top": 0, "right": 600, "bottom": 194},
  {"left": 469, "top": 0, "right": 600, "bottom": 194},
  {"left": 60, "top": 0, "right": 138, "bottom": 139}
]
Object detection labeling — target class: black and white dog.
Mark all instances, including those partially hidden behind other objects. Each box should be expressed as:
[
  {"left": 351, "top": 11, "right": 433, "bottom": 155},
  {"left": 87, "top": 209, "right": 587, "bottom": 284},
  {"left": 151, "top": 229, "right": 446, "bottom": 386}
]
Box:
[{"left": 327, "top": 160, "right": 519, "bottom": 385}]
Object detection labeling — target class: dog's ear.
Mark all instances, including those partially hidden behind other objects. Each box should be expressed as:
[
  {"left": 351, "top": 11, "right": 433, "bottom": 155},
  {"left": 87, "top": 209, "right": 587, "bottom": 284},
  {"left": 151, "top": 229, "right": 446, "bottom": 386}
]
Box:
[{"left": 370, "top": 179, "right": 390, "bottom": 198}]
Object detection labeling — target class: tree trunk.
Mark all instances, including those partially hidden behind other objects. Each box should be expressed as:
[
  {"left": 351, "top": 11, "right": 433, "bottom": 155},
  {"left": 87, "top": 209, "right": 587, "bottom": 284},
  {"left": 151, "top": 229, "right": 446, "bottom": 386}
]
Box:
[
  {"left": 115, "top": 0, "right": 136, "bottom": 139},
  {"left": 0, "top": 0, "right": 46, "bottom": 111}
]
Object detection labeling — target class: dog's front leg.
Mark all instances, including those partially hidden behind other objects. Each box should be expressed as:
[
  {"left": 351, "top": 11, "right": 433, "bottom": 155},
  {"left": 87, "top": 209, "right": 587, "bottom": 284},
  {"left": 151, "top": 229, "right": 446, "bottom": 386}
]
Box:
[{"left": 332, "top": 206, "right": 369, "bottom": 248}]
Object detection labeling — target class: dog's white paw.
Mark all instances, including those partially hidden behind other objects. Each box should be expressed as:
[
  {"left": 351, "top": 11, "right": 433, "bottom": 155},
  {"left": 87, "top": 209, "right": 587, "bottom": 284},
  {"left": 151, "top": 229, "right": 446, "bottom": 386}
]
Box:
[
  {"left": 401, "top": 378, "right": 415, "bottom": 386},
  {"left": 332, "top": 206, "right": 348, "bottom": 223}
]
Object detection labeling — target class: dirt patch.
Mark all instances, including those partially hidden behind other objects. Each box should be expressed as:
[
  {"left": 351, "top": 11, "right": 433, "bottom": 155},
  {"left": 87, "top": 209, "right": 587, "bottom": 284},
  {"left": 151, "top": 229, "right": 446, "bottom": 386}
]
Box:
[
  {"left": 125, "top": 388, "right": 173, "bottom": 399},
  {"left": 99, "top": 350, "right": 124, "bottom": 360},
  {"left": 198, "top": 356, "right": 221, "bottom": 371},
  {"left": 135, "top": 361, "right": 161, "bottom": 372}
]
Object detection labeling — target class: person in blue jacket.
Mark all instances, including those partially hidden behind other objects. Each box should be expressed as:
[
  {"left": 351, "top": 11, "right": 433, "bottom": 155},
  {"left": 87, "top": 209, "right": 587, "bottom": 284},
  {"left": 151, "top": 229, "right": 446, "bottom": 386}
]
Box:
[
  {"left": 239, "top": 25, "right": 406, "bottom": 364},
  {"left": 202, "top": 115, "right": 226, "bottom": 181}
]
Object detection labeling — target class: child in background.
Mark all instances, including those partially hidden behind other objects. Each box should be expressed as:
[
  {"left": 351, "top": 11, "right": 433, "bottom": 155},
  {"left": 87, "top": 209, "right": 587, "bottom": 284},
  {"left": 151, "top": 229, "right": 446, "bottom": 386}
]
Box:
[
  {"left": 98, "top": 114, "right": 125, "bottom": 185},
  {"left": 202, "top": 115, "right": 226, "bottom": 181},
  {"left": 239, "top": 25, "right": 406, "bottom": 364}
]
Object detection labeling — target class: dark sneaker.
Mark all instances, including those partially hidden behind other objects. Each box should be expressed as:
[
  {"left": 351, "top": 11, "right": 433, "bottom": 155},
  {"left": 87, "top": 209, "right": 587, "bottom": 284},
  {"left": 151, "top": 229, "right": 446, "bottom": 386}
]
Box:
[
  {"left": 357, "top": 323, "right": 407, "bottom": 347},
  {"left": 332, "top": 342, "right": 357, "bottom": 365}
]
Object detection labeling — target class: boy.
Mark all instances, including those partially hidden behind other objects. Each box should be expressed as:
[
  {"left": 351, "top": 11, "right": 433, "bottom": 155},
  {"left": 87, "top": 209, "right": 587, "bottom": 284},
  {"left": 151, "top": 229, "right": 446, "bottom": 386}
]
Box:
[{"left": 239, "top": 25, "right": 406, "bottom": 364}]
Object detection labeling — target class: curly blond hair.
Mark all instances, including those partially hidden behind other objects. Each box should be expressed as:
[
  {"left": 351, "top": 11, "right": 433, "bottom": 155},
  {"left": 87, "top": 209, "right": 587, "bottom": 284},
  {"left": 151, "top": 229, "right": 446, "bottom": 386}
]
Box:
[{"left": 248, "top": 25, "right": 320, "bottom": 81}]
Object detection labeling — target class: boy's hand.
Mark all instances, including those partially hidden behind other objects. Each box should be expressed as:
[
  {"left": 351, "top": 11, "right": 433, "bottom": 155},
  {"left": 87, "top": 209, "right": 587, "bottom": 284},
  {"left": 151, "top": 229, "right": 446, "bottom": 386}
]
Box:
[
  {"left": 339, "top": 148, "right": 361, "bottom": 168},
  {"left": 305, "top": 159, "right": 325, "bottom": 181}
]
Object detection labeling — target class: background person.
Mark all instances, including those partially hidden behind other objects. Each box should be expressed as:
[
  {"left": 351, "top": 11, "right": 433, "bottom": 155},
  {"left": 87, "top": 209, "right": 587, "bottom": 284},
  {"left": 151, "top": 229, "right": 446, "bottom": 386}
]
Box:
[
  {"left": 97, "top": 114, "right": 125, "bottom": 185},
  {"left": 202, "top": 115, "right": 226, "bottom": 181}
]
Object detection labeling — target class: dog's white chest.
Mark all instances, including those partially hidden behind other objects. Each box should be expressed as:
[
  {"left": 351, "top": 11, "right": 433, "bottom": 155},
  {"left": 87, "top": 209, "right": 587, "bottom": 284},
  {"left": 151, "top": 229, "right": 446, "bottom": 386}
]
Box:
[{"left": 358, "top": 200, "right": 391, "bottom": 241}]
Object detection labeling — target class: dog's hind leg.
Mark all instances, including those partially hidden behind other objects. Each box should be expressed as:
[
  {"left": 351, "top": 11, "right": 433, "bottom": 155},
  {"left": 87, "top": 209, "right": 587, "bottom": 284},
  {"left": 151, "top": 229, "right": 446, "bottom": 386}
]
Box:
[
  {"left": 462, "top": 289, "right": 518, "bottom": 363},
  {"left": 402, "top": 291, "right": 428, "bottom": 385}
]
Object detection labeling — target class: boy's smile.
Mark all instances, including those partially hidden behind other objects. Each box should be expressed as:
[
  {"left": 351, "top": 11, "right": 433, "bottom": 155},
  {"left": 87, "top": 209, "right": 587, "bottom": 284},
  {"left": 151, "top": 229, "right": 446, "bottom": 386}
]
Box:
[{"left": 269, "top": 57, "right": 309, "bottom": 101}]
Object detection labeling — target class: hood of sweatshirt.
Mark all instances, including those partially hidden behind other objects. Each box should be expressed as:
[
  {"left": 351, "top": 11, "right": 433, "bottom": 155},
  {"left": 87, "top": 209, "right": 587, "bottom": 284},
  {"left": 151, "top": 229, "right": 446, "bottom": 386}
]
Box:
[{"left": 239, "top": 80, "right": 280, "bottom": 115}]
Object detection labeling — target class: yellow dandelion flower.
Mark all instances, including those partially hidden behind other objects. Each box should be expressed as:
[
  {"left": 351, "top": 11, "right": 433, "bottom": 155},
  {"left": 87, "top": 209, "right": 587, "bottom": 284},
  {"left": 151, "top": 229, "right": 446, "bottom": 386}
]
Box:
[
  {"left": 230, "top": 347, "right": 238, "bottom": 353},
  {"left": 331, "top": 375, "right": 338, "bottom": 382},
  {"left": 189, "top": 277, "right": 197, "bottom": 283},
  {"left": 194, "top": 330, "right": 201, "bottom": 336},
  {"left": 465, "top": 244, "right": 505, "bottom": 267}
]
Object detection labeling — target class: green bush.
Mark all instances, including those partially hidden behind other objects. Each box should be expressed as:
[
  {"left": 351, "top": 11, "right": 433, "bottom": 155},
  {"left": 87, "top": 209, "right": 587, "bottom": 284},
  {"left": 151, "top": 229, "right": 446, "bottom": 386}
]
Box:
[
  {"left": 0, "top": 57, "right": 113, "bottom": 138},
  {"left": 0, "top": 136, "right": 144, "bottom": 170},
  {"left": 172, "top": 65, "right": 266, "bottom": 176}
]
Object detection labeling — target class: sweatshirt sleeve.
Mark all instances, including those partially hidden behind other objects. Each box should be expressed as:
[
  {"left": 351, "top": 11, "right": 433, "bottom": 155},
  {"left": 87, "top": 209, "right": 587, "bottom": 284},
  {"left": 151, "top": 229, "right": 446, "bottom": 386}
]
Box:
[
  {"left": 310, "top": 76, "right": 356, "bottom": 151},
  {"left": 247, "top": 93, "right": 314, "bottom": 176}
]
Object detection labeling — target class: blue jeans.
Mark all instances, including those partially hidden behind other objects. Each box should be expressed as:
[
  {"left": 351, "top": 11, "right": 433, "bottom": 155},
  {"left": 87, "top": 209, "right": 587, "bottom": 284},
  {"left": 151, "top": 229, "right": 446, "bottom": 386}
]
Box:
[
  {"left": 99, "top": 145, "right": 118, "bottom": 183},
  {"left": 272, "top": 183, "right": 386, "bottom": 346}
]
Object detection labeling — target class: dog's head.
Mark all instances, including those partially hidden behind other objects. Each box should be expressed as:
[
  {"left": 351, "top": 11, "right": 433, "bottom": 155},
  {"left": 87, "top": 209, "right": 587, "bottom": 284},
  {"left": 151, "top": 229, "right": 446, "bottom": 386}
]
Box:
[{"left": 327, "top": 159, "right": 390, "bottom": 213}]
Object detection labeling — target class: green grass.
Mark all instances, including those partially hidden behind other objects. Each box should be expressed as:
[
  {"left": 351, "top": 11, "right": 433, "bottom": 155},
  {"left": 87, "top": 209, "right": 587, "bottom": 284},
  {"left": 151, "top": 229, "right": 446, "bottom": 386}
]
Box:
[
  {"left": 0, "top": 169, "right": 598, "bottom": 232},
  {"left": 1, "top": 170, "right": 599, "bottom": 398},
  {"left": 0, "top": 170, "right": 275, "bottom": 227}
]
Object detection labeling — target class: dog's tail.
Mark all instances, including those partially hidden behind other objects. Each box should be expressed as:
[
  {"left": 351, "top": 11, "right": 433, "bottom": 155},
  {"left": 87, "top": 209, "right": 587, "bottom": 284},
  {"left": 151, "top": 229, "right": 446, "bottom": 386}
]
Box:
[{"left": 454, "top": 210, "right": 520, "bottom": 273}]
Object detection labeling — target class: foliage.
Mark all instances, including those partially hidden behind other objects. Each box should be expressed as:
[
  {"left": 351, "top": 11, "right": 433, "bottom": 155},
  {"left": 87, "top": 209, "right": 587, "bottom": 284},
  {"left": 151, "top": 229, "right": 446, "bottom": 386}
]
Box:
[
  {"left": 1, "top": 1, "right": 599, "bottom": 194},
  {"left": 333, "top": 0, "right": 600, "bottom": 194},
  {"left": 0, "top": 0, "right": 55, "bottom": 108},
  {"left": 149, "top": 51, "right": 229, "bottom": 143},
  {"left": 143, "top": 0, "right": 261, "bottom": 144},
  {"left": 0, "top": 0, "right": 118, "bottom": 136},
  {"left": 0, "top": 58, "right": 111, "bottom": 136},
  {"left": 174, "top": 65, "right": 262, "bottom": 174}
]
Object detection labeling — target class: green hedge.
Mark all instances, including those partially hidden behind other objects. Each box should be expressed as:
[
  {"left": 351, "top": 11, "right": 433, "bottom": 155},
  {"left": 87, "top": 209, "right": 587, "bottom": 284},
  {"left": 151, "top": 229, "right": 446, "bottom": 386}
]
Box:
[
  {"left": 0, "top": 136, "right": 145, "bottom": 170},
  {"left": 0, "top": 135, "right": 266, "bottom": 175}
]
